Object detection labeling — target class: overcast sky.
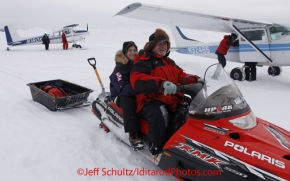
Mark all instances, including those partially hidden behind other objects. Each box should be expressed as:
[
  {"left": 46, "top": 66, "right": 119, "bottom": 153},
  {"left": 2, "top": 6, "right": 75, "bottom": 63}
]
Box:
[{"left": 1, "top": 0, "right": 290, "bottom": 30}]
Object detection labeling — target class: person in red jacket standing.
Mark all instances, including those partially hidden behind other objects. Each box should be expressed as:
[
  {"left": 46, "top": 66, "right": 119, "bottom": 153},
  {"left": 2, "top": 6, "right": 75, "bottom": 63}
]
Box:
[
  {"left": 130, "top": 28, "right": 202, "bottom": 156},
  {"left": 61, "top": 32, "right": 68, "bottom": 50},
  {"left": 212, "top": 33, "right": 238, "bottom": 79}
]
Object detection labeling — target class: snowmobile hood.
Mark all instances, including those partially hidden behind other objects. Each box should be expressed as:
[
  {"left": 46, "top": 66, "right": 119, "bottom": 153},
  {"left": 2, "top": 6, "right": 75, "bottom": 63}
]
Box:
[{"left": 162, "top": 64, "right": 290, "bottom": 180}]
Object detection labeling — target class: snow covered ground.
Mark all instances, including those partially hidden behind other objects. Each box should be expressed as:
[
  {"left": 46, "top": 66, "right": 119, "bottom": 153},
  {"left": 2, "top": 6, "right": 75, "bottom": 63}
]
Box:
[{"left": 1, "top": 25, "right": 290, "bottom": 181}]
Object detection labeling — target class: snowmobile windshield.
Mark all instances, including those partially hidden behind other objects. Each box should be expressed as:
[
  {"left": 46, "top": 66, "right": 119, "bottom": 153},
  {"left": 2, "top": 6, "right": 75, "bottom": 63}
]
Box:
[{"left": 188, "top": 64, "right": 250, "bottom": 120}]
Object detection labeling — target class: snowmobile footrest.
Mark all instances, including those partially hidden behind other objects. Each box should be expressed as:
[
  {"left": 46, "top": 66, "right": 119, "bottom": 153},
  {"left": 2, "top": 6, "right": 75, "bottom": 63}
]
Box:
[{"left": 99, "top": 122, "right": 110, "bottom": 132}]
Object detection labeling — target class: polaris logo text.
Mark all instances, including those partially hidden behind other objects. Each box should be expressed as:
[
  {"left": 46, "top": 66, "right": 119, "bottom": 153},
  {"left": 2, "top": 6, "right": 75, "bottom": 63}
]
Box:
[
  {"left": 107, "top": 106, "right": 123, "bottom": 123},
  {"left": 224, "top": 141, "right": 285, "bottom": 169}
]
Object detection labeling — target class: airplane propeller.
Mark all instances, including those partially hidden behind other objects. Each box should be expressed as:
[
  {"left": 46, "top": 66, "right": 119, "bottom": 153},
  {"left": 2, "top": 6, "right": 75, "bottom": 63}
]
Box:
[{"left": 87, "top": 23, "right": 90, "bottom": 37}]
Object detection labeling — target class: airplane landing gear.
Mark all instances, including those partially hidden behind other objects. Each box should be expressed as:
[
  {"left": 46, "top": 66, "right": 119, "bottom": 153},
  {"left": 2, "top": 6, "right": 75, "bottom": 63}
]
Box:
[
  {"left": 72, "top": 44, "right": 82, "bottom": 49},
  {"left": 7, "top": 47, "right": 10, "bottom": 51},
  {"left": 268, "top": 66, "right": 282, "bottom": 76},
  {"left": 230, "top": 67, "right": 244, "bottom": 81}
]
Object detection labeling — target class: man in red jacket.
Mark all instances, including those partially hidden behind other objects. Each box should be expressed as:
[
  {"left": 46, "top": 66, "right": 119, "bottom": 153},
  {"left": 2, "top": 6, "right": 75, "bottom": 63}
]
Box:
[
  {"left": 62, "top": 32, "right": 68, "bottom": 50},
  {"left": 130, "top": 28, "right": 202, "bottom": 155},
  {"left": 212, "top": 33, "right": 238, "bottom": 79}
]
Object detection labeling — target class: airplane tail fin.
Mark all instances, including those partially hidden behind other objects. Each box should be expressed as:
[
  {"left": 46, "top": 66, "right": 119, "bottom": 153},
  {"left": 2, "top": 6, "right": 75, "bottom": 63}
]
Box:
[
  {"left": 4, "top": 25, "right": 22, "bottom": 45},
  {"left": 169, "top": 26, "right": 200, "bottom": 47}
]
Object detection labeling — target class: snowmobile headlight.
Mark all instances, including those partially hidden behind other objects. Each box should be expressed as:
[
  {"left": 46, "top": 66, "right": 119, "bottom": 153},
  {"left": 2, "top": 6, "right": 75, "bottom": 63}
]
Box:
[{"left": 229, "top": 111, "right": 257, "bottom": 129}]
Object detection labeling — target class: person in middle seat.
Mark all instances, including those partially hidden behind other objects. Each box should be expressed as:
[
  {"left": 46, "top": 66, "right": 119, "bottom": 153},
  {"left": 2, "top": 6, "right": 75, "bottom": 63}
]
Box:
[
  {"left": 130, "top": 28, "right": 202, "bottom": 155},
  {"left": 109, "top": 41, "right": 144, "bottom": 151}
]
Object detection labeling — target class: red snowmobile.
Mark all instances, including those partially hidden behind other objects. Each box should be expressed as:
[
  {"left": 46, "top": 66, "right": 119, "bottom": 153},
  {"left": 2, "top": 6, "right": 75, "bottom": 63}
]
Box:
[{"left": 89, "top": 58, "right": 290, "bottom": 181}]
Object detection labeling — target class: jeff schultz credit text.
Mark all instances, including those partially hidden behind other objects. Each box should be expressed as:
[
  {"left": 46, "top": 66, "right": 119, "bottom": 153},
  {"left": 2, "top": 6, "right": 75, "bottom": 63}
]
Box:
[{"left": 77, "top": 167, "right": 222, "bottom": 177}]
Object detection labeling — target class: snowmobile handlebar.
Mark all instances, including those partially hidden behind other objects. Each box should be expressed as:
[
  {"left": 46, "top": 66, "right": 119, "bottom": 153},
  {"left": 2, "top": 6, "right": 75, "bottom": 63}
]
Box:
[
  {"left": 87, "top": 57, "right": 96, "bottom": 69},
  {"left": 177, "top": 82, "right": 203, "bottom": 99}
]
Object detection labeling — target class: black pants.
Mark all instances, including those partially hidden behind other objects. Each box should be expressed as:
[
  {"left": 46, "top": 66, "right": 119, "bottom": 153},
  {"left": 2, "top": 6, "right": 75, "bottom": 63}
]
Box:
[
  {"left": 44, "top": 43, "right": 49, "bottom": 50},
  {"left": 245, "top": 62, "right": 257, "bottom": 81},
  {"left": 217, "top": 53, "right": 226, "bottom": 68},
  {"left": 139, "top": 100, "right": 169, "bottom": 155},
  {"left": 119, "top": 96, "right": 140, "bottom": 133}
]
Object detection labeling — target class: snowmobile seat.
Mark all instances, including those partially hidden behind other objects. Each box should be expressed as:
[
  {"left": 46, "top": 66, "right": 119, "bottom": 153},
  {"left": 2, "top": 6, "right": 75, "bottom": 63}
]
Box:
[{"left": 109, "top": 102, "right": 149, "bottom": 136}]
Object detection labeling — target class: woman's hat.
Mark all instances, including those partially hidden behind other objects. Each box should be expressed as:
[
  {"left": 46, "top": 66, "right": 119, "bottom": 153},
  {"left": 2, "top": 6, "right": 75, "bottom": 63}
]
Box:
[{"left": 122, "top": 41, "right": 138, "bottom": 55}]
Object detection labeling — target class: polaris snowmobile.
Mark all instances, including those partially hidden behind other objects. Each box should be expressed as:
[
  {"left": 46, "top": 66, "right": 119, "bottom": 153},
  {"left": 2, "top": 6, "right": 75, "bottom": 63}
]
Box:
[{"left": 89, "top": 59, "right": 290, "bottom": 181}]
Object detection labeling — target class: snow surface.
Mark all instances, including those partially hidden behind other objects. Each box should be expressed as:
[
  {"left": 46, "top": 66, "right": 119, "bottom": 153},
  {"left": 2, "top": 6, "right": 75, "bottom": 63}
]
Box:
[{"left": 1, "top": 25, "right": 290, "bottom": 181}]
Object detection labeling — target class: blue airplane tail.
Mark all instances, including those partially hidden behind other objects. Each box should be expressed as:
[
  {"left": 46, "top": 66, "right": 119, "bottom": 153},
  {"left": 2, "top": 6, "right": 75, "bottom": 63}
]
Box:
[
  {"left": 4, "top": 26, "right": 13, "bottom": 45},
  {"left": 4, "top": 25, "right": 22, "bottom": 46},
  {"left": 169, "top": 26, "right": 200, "bottom": 47}
]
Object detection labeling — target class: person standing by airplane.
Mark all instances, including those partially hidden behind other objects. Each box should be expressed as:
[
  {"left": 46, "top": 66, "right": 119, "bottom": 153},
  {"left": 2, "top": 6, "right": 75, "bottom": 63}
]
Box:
[
  {"left": 61, "top": 32, "right": 68, "bottom": 50},
  {"left": 212, "top": 33, "right": 239, "bottom": 79},
  {"left": 42, "top": 33, "right": 50, "bottom": 50},
  {"left": 109, "top": 41, "right": 144, "bottom": 151},
  {"left": 245, "top": 62, "right": 257, "bottom": 81},
  {"left": 130, "top": 29, "right": 202, "bottom": 156}
]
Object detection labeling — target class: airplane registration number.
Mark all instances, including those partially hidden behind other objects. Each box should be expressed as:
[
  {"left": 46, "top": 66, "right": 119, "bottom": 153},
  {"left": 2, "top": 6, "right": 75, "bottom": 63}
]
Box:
[
  {"left": 187, "top": 46, "right": 210, "bottom": 54},
  {"left": 27, "top": 38, "right": 42, "bottom": 43}
]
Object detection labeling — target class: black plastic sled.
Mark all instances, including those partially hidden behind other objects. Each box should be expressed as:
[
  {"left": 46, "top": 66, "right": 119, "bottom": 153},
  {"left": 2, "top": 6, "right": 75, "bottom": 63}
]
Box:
[{"left": 27, "top": 79, "right": 93, "bottom": 111}]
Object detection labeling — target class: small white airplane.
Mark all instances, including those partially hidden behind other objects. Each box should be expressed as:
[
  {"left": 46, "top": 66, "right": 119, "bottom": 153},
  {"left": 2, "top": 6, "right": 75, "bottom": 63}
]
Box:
[
  {"left": 4, "top": 24, "right": 89, "bottom": 50},
  {"left": 116, "top": 3, "right": 290, "bottom": 80}
]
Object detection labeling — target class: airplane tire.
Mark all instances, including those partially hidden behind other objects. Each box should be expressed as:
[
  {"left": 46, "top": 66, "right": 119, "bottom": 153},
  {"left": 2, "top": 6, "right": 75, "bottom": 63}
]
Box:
[
  {"left": 268, "top": 66, "right": 282, "bottom": 76},
  {"left": 76, "top": 45, "right": 82, "bottom": 48},
  {"left": 230, "top": 68, "right": 243, "bottom": 81}
]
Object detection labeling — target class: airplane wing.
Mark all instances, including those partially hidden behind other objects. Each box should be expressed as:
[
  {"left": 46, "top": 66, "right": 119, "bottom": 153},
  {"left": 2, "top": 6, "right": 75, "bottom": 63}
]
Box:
[
  {"left": 115, "top": 3, "right": 273, "bottom": 33},
  {"left": 50, "top": 24, "right": 80, "bottom": 34},
  {"left": 63, "top": 24, "right": 79, "bottom": 28}
]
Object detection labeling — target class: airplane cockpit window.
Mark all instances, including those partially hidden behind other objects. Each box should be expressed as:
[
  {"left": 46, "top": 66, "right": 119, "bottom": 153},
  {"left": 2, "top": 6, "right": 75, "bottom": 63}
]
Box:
[
  {"left": 64, "top": 30, "right": 70, "bottom": 34},
  {"left": 241, "top": 30, "right": 265, "bottom": 41},
  {"left": 270, "top": 24, "right": 290, "bottom": 40},
  {"left": 52, "top": 32, "right": 61, "bottom": 37}
]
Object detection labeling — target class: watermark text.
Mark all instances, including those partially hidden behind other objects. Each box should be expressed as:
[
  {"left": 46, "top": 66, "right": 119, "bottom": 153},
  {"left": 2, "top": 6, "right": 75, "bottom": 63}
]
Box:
[{"left": 77, "top": 167, "right": 222, "bottom": 177}]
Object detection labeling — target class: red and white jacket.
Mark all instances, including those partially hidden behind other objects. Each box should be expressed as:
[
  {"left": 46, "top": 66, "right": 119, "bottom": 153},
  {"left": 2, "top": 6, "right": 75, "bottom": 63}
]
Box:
[{"left": 130, "top": 52, "right": 200, "bottom": 113}]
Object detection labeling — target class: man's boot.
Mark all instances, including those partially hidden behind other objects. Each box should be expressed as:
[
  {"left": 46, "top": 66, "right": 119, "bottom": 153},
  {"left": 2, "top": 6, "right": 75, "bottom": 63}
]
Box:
[{"left": 129, "top": 132, "right": 144, "bottom": 151}]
